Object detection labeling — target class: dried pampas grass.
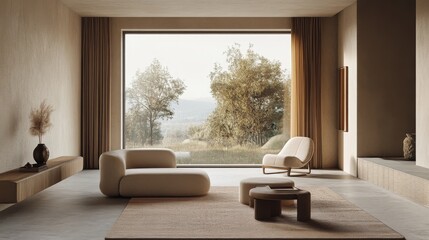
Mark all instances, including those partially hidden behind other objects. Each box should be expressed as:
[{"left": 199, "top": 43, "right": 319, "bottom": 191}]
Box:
[{"left": 29, "top": 100, "right": 54, "bottom": 143}]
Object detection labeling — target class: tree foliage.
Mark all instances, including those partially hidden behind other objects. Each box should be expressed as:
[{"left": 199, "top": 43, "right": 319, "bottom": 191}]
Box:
[
  {"left": 126, "top": 59, "right": 186, "bottom": 146},
  {"left": 125, "top": 108, "right": 163, "bottom": 147},
  {"left": 208, "top": 45, "right": 289, "bottom": 146},
  {"left": 125, "top": 107, "right": 148, "bottom": 147}
]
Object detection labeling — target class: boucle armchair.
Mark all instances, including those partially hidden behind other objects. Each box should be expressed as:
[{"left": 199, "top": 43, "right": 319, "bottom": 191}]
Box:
[
  {"left": 99, "top": 148, "right": 210, "bottom": 197},
  {"left": 262, "top": 137, "right": 314, "bottom": 176}
]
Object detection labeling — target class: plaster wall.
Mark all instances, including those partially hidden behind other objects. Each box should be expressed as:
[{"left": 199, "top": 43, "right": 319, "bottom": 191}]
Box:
[
  {"left": 0, "top": 0, "right": 81, "bottom": 173},
  {"left": 337, "top": 3, "right": 358, "bottom": 175},
  {"left": 416, "top": 0, "right": 429, "bottom": 168},
  {"left": 356, "top": 0, "right": 416, "bottom": 157},
  {"left": 321, "top": 17, "right": 339, "bottom": 169}
]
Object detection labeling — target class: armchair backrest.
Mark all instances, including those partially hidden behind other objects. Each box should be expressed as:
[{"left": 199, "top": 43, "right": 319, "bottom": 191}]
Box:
[{"left": 278, "top": 137, "right": 314, "bottom": 163}]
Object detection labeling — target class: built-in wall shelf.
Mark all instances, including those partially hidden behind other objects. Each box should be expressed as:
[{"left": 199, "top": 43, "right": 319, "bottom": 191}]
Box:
[
  {"left": 0, "top": 156, "right": 83, "bottom": 203},
  {"left": 358, "top": 158, "right": 429, "bottom": 207}
]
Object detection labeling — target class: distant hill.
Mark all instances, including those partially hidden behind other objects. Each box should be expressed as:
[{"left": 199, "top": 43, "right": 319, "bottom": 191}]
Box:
[
  {"left": 170, "top": 98, "right": 216, "bottom": 123},
  {"left": 160, "top": 98, "right": 217, "bottom": 135}
]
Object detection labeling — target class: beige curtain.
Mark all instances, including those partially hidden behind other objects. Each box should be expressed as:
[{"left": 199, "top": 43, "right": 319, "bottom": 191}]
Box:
[
  {"left": 291, "top": 17, "right": 322, "bottom": 168},
  {"left": 81, "top": 17, "right": 111, "bottom": 169}
]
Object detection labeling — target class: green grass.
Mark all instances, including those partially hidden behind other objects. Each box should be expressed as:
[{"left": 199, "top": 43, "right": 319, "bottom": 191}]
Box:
[
  {"left": 169, "top": 146, "right": 278, "bottom": 164},
  {"left": 129, "top": 138, "right": 284, "bottom": 164}
]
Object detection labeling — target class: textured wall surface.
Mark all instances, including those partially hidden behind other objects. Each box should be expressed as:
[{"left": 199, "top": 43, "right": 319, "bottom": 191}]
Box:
[
  {"left": 321, "top": 17, "right": 339, "bottom": 169},
  {"left": 357, "top": 0, "right": 415, "bottom": 157},
  {"left": 416, "top": 0, "right": 429, "bottom": 168},
  {"left": 0, "top": 0, "right": 81, "bottom": 173},
  {"left": 337, "top": 2, "right": 357, "bottom": 175},
  {"left": 337, "top": 0, "right": 416, "bottom": 175}
]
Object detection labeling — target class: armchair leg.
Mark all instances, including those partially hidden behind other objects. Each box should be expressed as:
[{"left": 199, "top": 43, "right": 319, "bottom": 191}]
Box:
[
  {"left": 287, "top": 168, "right": 292, "bottom": 176},
  {"left": 288, "top": 164, "right": 311, "bottom": 177},
  {"left": 262, "top": 167, "right": 289, "bottom": 175},
  {"left": 263, "top": 164, "right": 311, "bottom": 177}
]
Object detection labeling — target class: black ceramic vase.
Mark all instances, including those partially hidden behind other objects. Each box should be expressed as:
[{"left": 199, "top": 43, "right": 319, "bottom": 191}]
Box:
[{"left": 33, "top": 143, "right": 50, "bottom": 165}]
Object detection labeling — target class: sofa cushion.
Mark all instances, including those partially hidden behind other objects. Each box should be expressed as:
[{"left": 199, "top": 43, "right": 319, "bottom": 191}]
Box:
[{"left": 119, "top": 168, "right": 210, "bottom": 197}]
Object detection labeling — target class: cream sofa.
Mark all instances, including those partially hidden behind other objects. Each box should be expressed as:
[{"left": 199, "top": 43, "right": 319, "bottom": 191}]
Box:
[{"left": 99, "top": 148, "right": 210, "bottom": 197}]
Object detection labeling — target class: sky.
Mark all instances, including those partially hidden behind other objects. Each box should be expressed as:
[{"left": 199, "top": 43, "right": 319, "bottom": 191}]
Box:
[{"left": 125, "top": 33, "right": 291, "bottom": 101}]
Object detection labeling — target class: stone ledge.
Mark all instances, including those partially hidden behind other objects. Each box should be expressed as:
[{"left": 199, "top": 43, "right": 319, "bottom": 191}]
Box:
[{"left": 358, "top": 158, "right": 429, "bottom": 207}]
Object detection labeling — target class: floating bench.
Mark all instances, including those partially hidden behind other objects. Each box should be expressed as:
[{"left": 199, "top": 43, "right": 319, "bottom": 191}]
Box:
[{"left": 0, "top": 156, "right": 83, "bottom": 203}]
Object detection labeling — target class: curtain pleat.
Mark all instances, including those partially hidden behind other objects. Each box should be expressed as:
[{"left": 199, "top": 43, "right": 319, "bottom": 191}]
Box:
[
  {"left": 291, "top": 17, "right": 322, "bottom": 168},
  {"left": 81, "top": 17, "right": 110, "bottom": 169}
]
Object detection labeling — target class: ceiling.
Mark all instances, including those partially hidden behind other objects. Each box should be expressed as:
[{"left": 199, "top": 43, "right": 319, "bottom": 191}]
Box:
[{"left": 60, "top": 0, "right": 356, "bottom": 17}]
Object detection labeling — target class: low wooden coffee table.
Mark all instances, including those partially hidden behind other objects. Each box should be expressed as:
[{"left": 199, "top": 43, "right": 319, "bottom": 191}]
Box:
[{"left": 249, "top": 186, "right": 311, "bottom": 221}]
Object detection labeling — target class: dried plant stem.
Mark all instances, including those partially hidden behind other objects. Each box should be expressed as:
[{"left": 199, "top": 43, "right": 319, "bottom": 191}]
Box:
[{"left": 29, "top": 100, "right": 54, "bottom": 143}]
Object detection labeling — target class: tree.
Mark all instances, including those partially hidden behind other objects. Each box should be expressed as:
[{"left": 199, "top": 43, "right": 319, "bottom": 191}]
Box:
[
  {"left": 125, "top": 107, "right": 163, "bottom": 147},
  {"left": 125, "top": 107, "right": 148, "bottom": 147},
  {"left": 208, "top": 45, "right": 289, "bottom": 146},
  {"left": 127, "top": 59, "right": 186, "bottom": 145},
  {"left": 187, "top": 124, "right": 210, "bottom": 141}
]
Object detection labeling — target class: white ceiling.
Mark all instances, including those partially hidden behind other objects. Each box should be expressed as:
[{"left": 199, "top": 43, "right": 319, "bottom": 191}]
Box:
[{"left": 60, "top": 0, "right": 356, "bottom": 17}]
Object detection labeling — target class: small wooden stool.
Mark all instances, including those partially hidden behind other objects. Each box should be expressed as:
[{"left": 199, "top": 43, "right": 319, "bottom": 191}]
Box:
[{"left": 249, "top": 186, "right": 311, "bottom": 221}]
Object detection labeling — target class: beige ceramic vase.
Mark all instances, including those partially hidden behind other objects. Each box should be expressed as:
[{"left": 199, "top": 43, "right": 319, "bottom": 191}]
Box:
[{"left": 403, "top": 133, "right": 416, "bottom": 160}]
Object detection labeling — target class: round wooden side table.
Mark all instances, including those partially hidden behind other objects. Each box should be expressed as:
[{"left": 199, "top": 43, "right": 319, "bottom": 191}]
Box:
[{"left": 249, "top": 186, "right": 311, "bottom": 222}]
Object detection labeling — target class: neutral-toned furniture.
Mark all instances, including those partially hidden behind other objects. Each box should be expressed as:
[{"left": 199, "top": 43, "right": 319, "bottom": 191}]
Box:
[
  {"left": 239, "top": 177, "right": 294, "bottom": 205},
  {"left": 249, "top": 186, "right": 311, "bottom": 221},
  {"left": 99, "top": 148, "right": 210, "bottom": 197},
  {"left": 262, "top": 136, "right": 315, "bottom": 176},
  {"left": 0, "top": 156, "right": 83, "bottom": 203}
]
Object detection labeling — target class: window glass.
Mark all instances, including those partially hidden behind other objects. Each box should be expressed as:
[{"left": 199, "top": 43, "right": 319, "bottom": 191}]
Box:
[{"left": 124, "top": 33, "right": 291, "bottom": 164}]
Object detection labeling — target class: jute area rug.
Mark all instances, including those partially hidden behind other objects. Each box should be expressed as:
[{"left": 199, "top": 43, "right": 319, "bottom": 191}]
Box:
[{"left": 106, "top": 186, "right": 404, "bottom": 240}]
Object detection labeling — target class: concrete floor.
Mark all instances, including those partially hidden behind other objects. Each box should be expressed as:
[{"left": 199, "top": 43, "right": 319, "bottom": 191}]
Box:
[{"left": 0, "top": 168, "right": 428, "bottom": 240}]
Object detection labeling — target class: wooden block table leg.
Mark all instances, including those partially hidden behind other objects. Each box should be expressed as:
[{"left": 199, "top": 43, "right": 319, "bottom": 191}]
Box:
[
  {"left": 271, "top": 200, "right": 281, "bottom": 217},
  {"left": 254, "top": 199, "right": 281, "bottom": 220},
  {"left": 254, "top": 199, "right": 272, "bottom": 220},
  {"left": 296, "top": 192, "right": 311, "bottom": 221}
]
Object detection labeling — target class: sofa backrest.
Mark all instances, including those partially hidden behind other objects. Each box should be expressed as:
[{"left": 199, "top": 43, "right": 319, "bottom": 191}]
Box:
[{"left": 126, "top": 148, "right": 176, "bottom": 169}]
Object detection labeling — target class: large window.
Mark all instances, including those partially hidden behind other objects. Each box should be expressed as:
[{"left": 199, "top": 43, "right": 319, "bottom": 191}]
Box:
[{"left": 124, "top": 33, "right": 291, "bottom": 164}]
